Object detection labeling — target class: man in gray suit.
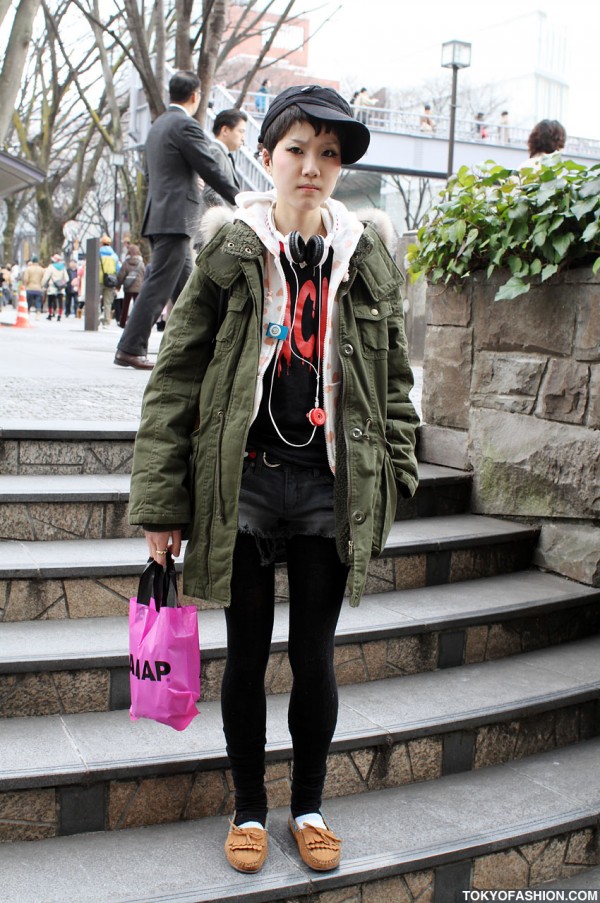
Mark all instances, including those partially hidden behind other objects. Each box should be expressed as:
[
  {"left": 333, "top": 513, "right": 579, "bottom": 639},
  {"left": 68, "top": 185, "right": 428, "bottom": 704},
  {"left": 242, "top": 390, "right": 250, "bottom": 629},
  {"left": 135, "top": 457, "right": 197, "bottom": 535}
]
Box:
[
  {"left": 115, "top": 71, "right": 239, "bottom": 370},
  {"left": 202, "top": 108, "right": 247, "bottom": 211}
]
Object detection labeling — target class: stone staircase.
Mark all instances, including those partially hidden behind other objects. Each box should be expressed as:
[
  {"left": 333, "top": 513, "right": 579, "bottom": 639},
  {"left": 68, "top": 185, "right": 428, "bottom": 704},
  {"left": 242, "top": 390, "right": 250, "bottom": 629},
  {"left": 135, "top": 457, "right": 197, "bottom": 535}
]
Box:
[{"left": 1, "top": 423, "right": 600, "bottom": 902}]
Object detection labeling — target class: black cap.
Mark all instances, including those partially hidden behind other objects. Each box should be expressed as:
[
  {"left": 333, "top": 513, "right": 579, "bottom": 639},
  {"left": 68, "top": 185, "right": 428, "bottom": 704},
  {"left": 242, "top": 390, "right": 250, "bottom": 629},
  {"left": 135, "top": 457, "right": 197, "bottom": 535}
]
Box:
[{"left": 258, "top": 84, "right": 370, "bottom": 165}]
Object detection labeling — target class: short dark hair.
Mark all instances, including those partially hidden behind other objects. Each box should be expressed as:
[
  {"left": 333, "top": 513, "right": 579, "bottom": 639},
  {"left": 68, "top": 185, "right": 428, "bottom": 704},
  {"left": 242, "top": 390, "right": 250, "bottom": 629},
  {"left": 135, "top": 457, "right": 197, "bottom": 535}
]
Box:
[
  {"left": 528, "top": 119, "right": 566, "bottom": 156},
  {"left": 261, "top": 104, "right": 343, "bottom": 154},
  {"left": 213, "top": 108, "right": 248, "bottom": 136},
  {"left": 169, "top": 71, "right": 200, "bottom": 104}
]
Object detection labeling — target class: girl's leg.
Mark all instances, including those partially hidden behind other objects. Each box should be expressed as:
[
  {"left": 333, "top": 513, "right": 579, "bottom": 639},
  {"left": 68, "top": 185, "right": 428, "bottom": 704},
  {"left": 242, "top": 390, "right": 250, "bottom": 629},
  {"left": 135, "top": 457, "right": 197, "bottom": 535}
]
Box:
[
  {"left": 119, "top": 292, "right": 133, "bottom": 328},
  {"left": 221, "top": 532, "right": 276, "bottom": 826},
  {"left": 286, "top": 535, "right": 348, "bottom": 818}
]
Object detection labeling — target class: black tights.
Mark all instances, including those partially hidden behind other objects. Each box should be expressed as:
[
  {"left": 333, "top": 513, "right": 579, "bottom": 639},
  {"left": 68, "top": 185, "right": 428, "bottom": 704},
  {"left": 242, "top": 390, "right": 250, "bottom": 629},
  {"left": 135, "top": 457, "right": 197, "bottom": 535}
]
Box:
[{"left": 221, "top": 532, "right": 348, "bottom": 826}]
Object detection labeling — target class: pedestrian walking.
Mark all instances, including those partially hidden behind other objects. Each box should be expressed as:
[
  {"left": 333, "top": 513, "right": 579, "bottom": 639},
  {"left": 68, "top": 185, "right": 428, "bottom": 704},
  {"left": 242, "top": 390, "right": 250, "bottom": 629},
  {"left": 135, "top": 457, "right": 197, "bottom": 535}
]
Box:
[
  {"left": 353, "top": 87, "right": 376, "bottom": 124},
  {"left": 128, "top": 83, "right": 419, "bottom": 875},
  {"left": 255, "top": 79, "right": 271, "bottom": 115},
  {"left": 202, "top": 108, "right": 247, "bottom": 212},
  {"left": 64, "top": 259, "right": 80, "bottom": 317},
  {"left": 521, "top": 119, "right": 566, "bottom": 168},
  {"left": 114, "top": 70, "right": 239, "bottom": 370},
  {"left": 116, "top": 243, "right": 145, "bottom": 328},
  {"left": 99, "top": 235, "right": 120, "bottom": 326},
  {"left": 41, "top": 254, "right": 67, "bottom": 320},
  {"left": 23, "top": 256, "right": 46, "bottom": 314}
]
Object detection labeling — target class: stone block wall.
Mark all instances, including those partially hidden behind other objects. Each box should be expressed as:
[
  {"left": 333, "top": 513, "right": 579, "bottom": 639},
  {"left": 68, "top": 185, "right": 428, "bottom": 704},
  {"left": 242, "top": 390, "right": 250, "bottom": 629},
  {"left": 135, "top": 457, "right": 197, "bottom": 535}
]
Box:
[{"left": 420, "top": 267, "right": 600, "bottom": 587}]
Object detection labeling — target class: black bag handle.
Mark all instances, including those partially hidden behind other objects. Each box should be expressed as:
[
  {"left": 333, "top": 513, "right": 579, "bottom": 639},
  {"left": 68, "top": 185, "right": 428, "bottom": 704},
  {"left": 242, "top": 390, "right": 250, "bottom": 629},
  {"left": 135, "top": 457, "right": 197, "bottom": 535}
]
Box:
[{"left": 136, "top": 552, "right": 179, "bottom": 609}]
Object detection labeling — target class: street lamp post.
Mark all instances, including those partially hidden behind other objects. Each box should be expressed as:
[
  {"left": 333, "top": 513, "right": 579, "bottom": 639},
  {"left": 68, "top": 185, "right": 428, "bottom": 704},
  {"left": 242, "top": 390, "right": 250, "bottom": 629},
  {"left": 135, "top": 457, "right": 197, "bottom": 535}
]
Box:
[{"left": 441, "top": 40, "right": 472, "bottom": 177}]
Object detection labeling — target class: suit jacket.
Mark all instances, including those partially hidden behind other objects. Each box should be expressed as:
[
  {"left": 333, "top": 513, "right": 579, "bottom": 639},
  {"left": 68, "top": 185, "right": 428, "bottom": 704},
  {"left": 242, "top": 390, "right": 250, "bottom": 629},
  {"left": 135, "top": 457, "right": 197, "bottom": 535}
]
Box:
[
  {"left": 202, "top": 140, "right": 240, "bottom": 211},
  {"left": 142, "top": 107, "right": 238, "bottom": 239}
]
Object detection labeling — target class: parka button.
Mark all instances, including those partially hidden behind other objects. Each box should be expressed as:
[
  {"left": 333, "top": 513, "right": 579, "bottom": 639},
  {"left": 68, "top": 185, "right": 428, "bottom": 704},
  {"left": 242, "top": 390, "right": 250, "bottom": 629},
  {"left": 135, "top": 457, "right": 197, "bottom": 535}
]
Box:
[
  {"left": 342, "top": 343, "right": 354, "bottom": 356},
  {"left": 350, "top": 427, "right": 363, "bottom": 440},
  {"left": 371, "top": 308, "right": 379, "bottom": 316},
  {"left": 352, "top": 510, "right": 366, "bottom": 524}
]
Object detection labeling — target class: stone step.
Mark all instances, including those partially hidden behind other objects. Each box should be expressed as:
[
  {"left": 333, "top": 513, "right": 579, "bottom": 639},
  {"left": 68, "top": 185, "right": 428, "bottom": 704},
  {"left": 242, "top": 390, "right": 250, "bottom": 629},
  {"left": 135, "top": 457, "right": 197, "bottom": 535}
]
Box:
[
  {"left": 537, "top": 864, "right": 600, "bottom": 889},
  {"left": 2, "top": 571, "right": 598, "bottom": 718},
  {"left": 0, "top": 464, "right": 472, "bottom": 541},
  {"left": 0, "top": 463, "right": 472, "bottom": 541},
  {"left": 0, "top": 421, "right": 138, "bottom": 476},
  {"left": 2, "top": 737, "right": 600, "bottom": 899},
  {"left": 0, "top": 514, "right": 539, "bottom": 621},
  {"left": 2, "top": 636, "right": 600, "bottom": 841}
]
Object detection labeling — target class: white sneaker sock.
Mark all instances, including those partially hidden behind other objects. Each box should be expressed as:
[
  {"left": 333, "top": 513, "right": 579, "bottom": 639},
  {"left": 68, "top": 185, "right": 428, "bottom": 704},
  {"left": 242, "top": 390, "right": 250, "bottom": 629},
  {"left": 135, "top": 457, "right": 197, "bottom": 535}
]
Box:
[
  {"left": 294, "top": 812, "right": 326, "bottom": 830},
  {"left": 238, "top": 820, "right": 264, "bottom": 830}
]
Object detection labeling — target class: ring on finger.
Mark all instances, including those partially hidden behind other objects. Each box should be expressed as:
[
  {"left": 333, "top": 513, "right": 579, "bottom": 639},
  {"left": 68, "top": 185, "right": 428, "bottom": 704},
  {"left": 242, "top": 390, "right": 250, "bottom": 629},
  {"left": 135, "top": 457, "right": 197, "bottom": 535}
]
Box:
[{"left": 155, "top": 549, "right": 168, "bottom": 555}]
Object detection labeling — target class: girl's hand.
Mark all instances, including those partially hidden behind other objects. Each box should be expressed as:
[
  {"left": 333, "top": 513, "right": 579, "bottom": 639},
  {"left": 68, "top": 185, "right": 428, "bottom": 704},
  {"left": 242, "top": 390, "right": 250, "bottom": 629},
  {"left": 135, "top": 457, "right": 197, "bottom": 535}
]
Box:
[{"left": 144, "top": 529, "right": 182, "bottom": 566}]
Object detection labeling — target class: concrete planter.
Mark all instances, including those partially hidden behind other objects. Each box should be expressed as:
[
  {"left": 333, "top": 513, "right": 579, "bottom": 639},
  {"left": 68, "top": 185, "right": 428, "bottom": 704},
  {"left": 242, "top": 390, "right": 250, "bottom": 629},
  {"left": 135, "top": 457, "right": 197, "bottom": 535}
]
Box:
[{"left": 420, "top": 266, "right": 600, "bottom": 587}]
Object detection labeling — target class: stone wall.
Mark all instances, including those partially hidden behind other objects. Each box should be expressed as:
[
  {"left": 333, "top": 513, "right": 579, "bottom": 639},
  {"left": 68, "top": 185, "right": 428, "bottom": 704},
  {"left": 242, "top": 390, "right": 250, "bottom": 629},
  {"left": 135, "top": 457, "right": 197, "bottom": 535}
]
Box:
[{"left": 419, "top": 266, "right": 600, "bottom": 587}]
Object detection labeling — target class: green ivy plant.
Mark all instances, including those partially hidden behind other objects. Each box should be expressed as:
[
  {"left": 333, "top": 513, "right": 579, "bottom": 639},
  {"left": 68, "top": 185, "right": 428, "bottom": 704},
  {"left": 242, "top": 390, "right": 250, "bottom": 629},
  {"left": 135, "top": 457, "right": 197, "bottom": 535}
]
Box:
[{"left": 406, "top": 157, "right": 600, "bottom": 300}]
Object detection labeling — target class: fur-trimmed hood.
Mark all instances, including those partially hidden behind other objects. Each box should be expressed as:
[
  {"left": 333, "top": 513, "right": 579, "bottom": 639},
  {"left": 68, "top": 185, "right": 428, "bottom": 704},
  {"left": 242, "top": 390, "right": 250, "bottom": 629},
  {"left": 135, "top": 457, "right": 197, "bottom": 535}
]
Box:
[{"left": 197, "top": 193, "right": 397, "bottom": 256}]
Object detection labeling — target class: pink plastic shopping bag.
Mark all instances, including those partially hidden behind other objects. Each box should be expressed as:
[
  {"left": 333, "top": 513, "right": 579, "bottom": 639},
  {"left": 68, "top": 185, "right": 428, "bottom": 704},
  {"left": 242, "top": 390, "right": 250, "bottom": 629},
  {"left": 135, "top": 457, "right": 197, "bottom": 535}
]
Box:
[{"left": 129, "top": 554, "right": 200, "bottom": 731}]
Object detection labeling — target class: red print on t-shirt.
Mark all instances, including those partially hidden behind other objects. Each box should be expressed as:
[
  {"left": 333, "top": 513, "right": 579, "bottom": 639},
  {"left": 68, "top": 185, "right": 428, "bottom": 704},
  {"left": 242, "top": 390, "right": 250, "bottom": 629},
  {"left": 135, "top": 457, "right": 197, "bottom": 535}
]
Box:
[{"left": 278, "top": 274, "right": 329, "bottom": 374}]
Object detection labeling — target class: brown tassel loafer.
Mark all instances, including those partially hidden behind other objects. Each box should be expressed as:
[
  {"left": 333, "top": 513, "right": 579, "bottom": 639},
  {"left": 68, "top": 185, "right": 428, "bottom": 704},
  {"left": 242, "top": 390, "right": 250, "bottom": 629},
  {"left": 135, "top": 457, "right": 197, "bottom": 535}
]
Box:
[
  {"left": 224, "top": 819, "right": 268, "bottom": 873},
  {"left": 288, "top": 816, "right": 341, "bottom": 871}
]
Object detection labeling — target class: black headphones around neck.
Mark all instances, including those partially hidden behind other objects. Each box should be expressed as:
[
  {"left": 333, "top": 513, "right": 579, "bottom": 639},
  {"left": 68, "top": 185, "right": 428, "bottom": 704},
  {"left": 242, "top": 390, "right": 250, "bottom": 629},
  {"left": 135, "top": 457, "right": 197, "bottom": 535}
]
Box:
[{"left": 287, "top": 231, "right": 327, "bottom": 269}]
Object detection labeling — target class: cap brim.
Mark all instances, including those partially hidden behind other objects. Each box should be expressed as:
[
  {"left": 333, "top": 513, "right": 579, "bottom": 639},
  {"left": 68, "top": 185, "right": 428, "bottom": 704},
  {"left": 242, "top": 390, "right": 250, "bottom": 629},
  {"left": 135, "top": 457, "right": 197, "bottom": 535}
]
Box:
[
  {"left": 293, "top": 101, "right": 370, "bottom": 164},
  {"left": 259, "top": 98, "right": 371, "bottom": 165}
]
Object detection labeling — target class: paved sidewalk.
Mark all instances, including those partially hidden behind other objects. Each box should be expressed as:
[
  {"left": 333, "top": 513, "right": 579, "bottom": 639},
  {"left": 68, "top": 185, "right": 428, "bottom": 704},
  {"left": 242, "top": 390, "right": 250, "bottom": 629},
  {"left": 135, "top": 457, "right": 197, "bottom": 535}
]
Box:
[{"left": 0, "top": 310, "right": 422, "bottom": 423}]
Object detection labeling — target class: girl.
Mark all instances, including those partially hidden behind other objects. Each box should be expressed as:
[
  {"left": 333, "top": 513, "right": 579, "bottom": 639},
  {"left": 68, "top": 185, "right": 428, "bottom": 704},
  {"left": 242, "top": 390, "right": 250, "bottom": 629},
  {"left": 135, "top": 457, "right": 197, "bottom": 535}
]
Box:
[
  {"left": 129, "top": 84, "right": 419, "bottom": 874},
  {"left": 42, "top": 253, "right": 66, "bottom": 320}
]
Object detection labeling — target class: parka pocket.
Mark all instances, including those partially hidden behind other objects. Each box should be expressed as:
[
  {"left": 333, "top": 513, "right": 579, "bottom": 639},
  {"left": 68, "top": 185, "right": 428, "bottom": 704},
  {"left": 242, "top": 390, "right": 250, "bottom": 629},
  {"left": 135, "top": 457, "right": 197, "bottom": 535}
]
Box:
[
  {"left": 372, "top": 451, "right": 397, "bottom": 557},
  {"left": 353, "top": 300, "right": 392, "bottom": 359},
  {"left": 214, "top": 289, "right": 249, "bottom": 350}
]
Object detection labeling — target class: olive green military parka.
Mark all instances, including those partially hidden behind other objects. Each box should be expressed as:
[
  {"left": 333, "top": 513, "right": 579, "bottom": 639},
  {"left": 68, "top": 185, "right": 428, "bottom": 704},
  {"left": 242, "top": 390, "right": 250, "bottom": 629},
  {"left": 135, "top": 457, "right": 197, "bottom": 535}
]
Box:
[{"left": 128, "top": 208, "right": 419, "bottom": 607}]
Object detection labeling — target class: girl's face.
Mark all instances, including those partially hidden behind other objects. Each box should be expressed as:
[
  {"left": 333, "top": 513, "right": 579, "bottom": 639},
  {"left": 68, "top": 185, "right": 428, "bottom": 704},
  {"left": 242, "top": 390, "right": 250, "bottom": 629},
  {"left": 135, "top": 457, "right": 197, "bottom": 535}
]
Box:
[{"left": 263, "top": 121, "right": 342, "bottom": 226}]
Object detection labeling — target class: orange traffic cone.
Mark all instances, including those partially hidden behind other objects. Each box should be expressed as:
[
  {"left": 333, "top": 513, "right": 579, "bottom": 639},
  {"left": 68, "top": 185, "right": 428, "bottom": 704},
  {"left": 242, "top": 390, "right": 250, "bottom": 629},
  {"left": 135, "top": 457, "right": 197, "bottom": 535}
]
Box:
[{"left": 14, "top": 285, "right": 33, "bottom": 328}]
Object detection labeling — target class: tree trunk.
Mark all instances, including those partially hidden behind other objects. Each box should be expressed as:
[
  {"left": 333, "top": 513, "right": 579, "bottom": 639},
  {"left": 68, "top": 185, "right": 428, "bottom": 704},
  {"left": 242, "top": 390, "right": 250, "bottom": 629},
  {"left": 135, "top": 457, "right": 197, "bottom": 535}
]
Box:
[
  {"left": 197, "top": 0, "right": 228, "bottom": 123},
  {"left": 231, "top": 0, "right": 294, "bottom": 106},
  {"left": 2, "top": 197, "right": 17, "bottom": 262},
  {"left": 122, "top": 0, "right": 166, "bottom": 120},
  {"left": 0, "top": 0, "right": 41, "bottom": 143},
  {"left": 175, "top": 0, "right": 194, "bottom": 69}
]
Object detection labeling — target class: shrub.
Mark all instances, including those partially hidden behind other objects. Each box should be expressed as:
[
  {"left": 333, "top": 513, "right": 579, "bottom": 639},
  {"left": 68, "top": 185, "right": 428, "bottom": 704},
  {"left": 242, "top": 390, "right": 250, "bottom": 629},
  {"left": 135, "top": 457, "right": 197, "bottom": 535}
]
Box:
[{"left": 406, "top": 157, "right": 600, "bottom": 300}]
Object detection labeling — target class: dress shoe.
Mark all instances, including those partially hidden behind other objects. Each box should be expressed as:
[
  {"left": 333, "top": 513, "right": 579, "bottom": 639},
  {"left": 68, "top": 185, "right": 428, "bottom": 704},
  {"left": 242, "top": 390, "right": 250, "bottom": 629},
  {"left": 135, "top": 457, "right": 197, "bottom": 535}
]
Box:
[
  {"left": 224, "top": 820, "right": 268, "bottom": 873},
  {"left": 114, "top": 349, "right": 154, "bottom": 370},
  {"left": 288, "top": 815, "right": 341, "bottom": 871}
]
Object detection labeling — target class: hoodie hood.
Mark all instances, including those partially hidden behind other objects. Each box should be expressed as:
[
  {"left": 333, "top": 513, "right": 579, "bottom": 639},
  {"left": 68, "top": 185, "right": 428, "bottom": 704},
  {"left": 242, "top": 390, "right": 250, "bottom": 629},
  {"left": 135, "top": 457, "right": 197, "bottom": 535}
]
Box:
[
  {"left": 232, "top": 189, "right": 365, "bottom": 264},
  {"left": 197, "top": 193, "right": 399, "bottom": 472},
  {"left": 233, "top": 190, "right": 365, "bottom": 473},
  {"left": 199, "top": 194, "right": 396, "bottom": 256}
]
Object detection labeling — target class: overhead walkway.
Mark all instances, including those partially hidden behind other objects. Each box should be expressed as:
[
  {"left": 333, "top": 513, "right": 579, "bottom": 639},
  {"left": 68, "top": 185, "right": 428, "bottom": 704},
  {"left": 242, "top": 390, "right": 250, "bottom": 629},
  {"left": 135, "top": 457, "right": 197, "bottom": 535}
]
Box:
[{"left": 213, "top": 87, "right": 600, "bottom": 184}]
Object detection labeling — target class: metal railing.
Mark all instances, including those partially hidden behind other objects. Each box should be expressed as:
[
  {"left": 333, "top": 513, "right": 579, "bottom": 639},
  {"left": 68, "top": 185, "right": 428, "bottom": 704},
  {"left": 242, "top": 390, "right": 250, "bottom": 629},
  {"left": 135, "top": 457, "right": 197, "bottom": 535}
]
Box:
[{"left": 226, "top": 90, "right": 600, "bottom": 161}]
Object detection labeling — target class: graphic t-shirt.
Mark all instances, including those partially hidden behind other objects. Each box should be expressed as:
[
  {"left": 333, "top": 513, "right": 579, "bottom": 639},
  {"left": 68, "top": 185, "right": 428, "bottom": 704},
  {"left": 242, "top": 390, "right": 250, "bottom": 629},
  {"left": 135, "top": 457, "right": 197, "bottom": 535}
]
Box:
[{"left": 247, "top": 246, "right": 333, "bottom": 466}]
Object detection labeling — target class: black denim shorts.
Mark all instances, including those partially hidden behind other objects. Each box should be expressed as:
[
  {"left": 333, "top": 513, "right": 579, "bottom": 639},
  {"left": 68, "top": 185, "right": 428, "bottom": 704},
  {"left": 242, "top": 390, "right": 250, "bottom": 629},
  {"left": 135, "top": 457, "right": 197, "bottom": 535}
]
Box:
[{"left": 238, "top": 450, "right": 336, "bottom": 565}]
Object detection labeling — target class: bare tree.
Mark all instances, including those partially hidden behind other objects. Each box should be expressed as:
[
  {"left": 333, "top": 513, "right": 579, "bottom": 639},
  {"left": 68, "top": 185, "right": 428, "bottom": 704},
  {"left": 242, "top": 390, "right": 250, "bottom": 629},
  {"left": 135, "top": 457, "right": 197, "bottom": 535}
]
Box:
[
  {"left": 230, "top": 0, "right": 295, "bottom": 106},
  {"left": 175, "top": 0, "right": 194, "bottom": 68},
  {"left": 0, "top": 0, "right": 42, "bottom": 143},
  {"left": 2, "top": 0, "right": 346, "bottom": 259},
  {"left": 197, "top": 0, "right": 229, "bottom": 122}
]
